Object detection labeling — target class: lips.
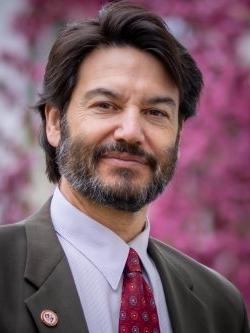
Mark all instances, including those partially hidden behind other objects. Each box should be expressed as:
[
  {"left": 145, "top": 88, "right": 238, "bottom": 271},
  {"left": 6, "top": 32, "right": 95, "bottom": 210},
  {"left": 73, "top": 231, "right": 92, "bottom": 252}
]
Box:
[{"left": 102, "top": 152, "right": 147, "bottom": 165}]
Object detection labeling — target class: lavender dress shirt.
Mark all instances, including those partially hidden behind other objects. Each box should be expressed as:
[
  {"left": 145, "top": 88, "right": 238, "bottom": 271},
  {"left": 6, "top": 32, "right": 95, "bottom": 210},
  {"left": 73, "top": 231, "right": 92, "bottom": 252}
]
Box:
[{"left": 51, "top": 187, "right": 172, "bottom": 332}]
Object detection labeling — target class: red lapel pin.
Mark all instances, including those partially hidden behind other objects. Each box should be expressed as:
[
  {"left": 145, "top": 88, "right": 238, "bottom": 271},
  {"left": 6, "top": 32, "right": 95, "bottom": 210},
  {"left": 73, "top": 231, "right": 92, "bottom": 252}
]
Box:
[{"left": 40, "top": 309, "right": 58, "bottom": 327}]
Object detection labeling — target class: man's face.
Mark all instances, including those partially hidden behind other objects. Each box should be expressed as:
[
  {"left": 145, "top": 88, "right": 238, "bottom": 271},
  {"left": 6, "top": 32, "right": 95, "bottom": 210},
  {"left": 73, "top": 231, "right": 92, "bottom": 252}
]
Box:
[{"left": 56, "top": 46, "right": 180, "bottom": 212}]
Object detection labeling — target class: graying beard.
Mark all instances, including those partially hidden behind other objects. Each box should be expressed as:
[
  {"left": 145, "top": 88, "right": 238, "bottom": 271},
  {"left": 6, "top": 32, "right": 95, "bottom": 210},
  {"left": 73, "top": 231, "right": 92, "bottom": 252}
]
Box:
[{"left": 56, "top": 132, "right": 177, "bottom": 212}]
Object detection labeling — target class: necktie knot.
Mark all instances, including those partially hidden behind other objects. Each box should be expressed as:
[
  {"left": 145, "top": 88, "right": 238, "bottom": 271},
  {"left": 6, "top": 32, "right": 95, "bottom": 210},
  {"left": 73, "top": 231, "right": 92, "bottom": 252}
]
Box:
[{"left": 125, "top": 248, "right": 142, "bottom": 274}]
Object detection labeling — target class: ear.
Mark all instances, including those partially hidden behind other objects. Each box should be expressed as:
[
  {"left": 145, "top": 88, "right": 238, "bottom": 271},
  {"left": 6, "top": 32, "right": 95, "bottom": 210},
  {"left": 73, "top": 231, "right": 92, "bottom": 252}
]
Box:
[{"left": 45, "top": 105, "right": 61, "bottom": 147}]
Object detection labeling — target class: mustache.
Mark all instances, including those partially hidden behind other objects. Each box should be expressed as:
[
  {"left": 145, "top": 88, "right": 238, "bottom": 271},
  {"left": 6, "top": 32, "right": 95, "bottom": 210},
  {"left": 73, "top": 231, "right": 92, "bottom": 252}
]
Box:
[{"left": 92, "top": 142, "right": 157, "bottom": 170}]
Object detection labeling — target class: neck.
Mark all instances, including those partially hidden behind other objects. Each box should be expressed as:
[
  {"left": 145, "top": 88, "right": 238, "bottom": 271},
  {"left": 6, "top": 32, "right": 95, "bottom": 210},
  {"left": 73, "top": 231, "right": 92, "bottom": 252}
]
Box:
[{"left": 59, "top": 178, "right": 148, "bottom": 243}]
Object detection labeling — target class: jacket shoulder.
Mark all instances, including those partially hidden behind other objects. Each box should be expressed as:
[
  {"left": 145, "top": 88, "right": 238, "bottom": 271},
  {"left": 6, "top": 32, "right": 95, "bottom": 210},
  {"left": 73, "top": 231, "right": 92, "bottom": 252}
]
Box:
[
  {"left": 0, "top": 220, "right": 29, "bottom": 275},
  {"left": 150, "top": 238, "right": 248, "bottom": 318},
  {"left": 150, "top": 237, "right": 240, "bottom": 293},
  {"left": 150, "top": 238, "right": 249, "bottom": 332},
  {"left": 0, "top": 198, "right": 52, "bottom": 266},
  {"left": 0, "top": 220, "right": 26, "bottom": 250}
]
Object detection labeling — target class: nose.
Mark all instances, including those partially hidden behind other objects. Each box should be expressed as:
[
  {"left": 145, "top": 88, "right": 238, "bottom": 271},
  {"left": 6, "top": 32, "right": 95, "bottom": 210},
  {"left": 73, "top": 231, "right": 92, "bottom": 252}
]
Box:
[{"left": 113, "top": 108, "right": 145, "bottom": 145}]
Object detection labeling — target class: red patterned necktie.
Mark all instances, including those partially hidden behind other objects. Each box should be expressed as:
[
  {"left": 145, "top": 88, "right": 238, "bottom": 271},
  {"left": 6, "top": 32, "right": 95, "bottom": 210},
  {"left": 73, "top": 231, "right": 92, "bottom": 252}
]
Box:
[{"left": 119, "top": 248, "right": 161, "bottom": 333}]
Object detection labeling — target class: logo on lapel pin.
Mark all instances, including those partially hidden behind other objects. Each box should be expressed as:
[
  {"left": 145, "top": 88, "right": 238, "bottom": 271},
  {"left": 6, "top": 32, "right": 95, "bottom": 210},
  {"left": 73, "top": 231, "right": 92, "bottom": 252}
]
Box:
[{"left": 40, "top": 309, "right": 58, "bottom": 327}]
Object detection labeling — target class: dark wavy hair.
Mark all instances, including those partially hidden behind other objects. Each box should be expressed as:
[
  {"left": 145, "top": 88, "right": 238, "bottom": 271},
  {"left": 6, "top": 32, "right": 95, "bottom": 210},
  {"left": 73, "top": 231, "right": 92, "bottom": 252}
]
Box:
[{"left": 35, "top": 1, "right": 203, "bottom": 183}]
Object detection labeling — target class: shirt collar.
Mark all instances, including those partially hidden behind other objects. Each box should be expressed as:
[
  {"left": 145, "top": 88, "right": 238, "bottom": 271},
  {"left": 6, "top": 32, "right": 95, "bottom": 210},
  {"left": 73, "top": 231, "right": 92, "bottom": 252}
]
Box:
[{"left": 51, "top": 187, "right": 150, "bottom": 290}]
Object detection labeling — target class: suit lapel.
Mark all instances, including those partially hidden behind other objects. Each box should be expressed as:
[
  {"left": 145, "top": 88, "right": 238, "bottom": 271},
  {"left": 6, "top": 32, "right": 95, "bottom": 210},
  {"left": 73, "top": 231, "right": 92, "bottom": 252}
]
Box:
[
  {"left": 22, "top": 200, "right": 211, "bottom": 333},
  {"left": 24, "top": 200, "right": 89, "bottom": 333},
  {"left": 148, "top": 239, "right": 210, "bottom": 333}
]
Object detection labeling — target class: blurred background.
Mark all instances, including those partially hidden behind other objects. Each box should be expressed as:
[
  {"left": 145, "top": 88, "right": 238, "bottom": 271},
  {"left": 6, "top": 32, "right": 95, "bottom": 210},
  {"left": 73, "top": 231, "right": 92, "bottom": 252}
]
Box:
[{"left": 0, "top": 0, "right": 250, "bottom": 312}]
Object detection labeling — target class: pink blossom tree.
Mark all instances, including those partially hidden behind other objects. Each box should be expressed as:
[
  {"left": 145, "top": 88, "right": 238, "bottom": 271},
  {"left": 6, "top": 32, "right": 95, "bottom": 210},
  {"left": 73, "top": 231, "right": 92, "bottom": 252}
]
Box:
[{"left": 1, "top": 0, "right": 250, "bottom": 311}]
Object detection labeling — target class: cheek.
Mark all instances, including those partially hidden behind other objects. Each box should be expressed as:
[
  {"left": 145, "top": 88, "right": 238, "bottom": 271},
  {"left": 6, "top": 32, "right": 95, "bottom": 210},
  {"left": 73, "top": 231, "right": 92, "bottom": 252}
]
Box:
[
  {"left": 147, "top": 131, "right": 178, "bottom": 157},
  {"left": 144, "top": 116, "right": 179, "bottom": 145},
  {"left": 70, "top": 116, "right": 116, "bottom": 143}
]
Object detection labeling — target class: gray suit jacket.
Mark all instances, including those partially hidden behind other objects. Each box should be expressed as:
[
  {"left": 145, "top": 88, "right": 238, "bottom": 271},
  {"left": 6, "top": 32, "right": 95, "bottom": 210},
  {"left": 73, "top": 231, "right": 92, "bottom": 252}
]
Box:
[{"left": 0, "top": 200, "right": 249, "bottom": 333}]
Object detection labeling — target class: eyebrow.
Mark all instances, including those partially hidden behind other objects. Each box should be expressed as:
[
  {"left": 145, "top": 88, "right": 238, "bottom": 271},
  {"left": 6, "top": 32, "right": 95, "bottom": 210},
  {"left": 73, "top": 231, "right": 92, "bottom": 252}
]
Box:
[
  {"left": 145, "top": 96, "right": 177, "bottom": 108},
  {"left": 83, "top": 88, "right": 121, "bottom": 102}
]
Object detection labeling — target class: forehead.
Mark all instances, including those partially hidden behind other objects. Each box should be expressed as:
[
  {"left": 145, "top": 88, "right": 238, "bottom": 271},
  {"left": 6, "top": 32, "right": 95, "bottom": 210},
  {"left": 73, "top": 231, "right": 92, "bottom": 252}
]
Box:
[{"left": 74, "top": 46, "right": 179, "bottom": 101}]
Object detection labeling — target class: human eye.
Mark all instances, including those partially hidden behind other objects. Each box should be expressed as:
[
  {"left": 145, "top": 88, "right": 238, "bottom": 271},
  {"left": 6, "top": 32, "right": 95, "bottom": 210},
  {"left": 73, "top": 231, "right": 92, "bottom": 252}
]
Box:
[
  {"left": 146, "top": 109, "right": 169, "bottom": 118},
  {"left": 95, "top": 101, "right": 114, "bottom": 110}
]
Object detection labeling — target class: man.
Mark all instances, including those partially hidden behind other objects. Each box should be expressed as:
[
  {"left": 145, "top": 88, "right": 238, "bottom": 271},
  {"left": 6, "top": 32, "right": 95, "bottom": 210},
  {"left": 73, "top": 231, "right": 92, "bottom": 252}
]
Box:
[{"left": 0, "top": 2, "right": 249, "bottom": 333}]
